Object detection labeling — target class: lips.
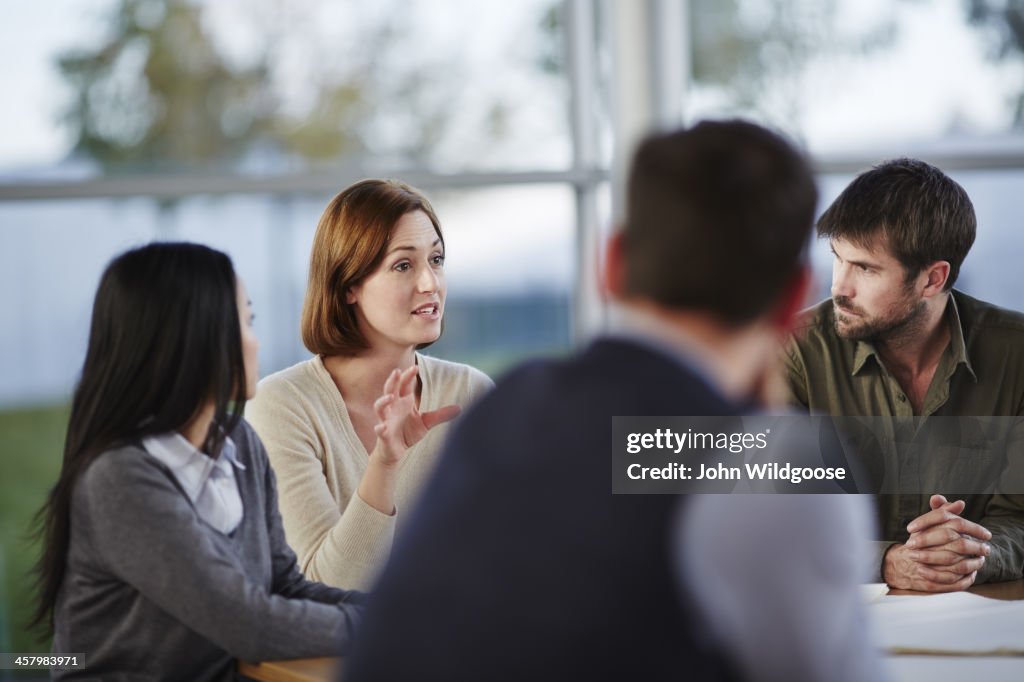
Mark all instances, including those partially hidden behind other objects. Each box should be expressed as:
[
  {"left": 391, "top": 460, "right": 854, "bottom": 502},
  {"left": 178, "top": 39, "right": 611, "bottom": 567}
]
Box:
[
  {"left": 412, "top": 302, "right": 440, "bottom": 317},
  {"left": 833, "top": 300, "right": 860, "bottom": 317}
]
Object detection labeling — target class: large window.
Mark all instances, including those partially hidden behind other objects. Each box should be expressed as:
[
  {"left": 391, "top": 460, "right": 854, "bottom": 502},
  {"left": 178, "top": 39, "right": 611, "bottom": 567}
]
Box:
[
  {"left": 0, "top": 0, "right": 594, "bottom": 657},
  {"left": 4, "top": 0, "right": 1024, "bottom": 659}
]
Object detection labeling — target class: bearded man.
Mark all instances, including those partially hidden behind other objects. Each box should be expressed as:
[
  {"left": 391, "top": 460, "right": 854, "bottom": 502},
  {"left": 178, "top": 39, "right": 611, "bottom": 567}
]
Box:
[{"left": 786, "top": 157, "right": 1024, "bottom": 591}]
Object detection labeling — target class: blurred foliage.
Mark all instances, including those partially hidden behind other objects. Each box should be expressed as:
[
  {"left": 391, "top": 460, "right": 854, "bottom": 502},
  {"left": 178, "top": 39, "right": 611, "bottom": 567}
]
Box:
[
  {"left": 688, "top": 0, "right": 898, "bottom": 136},
  {"left": 55, "top": 0, "right": 492, "bottom": 173},
  {"left": 0, "top": 404, "right": 68, "bottom": 659},
  {"left": 59, "top": 0, "right": 277, "bottom": 171},
  {"left": 537, "top": 3, "right": 563, "bottom": 76},
  {"left": 50, "top": 0, "right": 1024, "bottom": 174},
  {"left": 538, "top": 0, "right": 897, "bottom": 140},
  {"left": 966, "top": 0, "right": 1024, "bottom": 124}
]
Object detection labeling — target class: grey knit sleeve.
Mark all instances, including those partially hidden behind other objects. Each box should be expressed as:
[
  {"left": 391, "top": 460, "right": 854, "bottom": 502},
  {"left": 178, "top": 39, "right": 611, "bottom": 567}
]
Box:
[{"left": 77, "top": 448, "right": 362, "bottom": 662}]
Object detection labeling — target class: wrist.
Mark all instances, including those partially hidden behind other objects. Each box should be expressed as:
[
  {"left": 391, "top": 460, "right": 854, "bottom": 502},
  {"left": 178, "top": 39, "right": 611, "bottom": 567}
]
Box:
[
  {"left": 881, "top": 542, "right": 902, "bottom": 586},
  {"left": 368, "top": 441, "right": 402, "bottom": 470}
]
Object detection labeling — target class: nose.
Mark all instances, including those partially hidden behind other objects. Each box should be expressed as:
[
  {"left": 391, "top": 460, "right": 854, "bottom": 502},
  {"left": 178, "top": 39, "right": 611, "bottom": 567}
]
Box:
[
  {"left": 831, "top": 262, "right": 853, "bottom": 299},
  {"left": 417, "top": 264, "right": 439, "bottom": 294}
]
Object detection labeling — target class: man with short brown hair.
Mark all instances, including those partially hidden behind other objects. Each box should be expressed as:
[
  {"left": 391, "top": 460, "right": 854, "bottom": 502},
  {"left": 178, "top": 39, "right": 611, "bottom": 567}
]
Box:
[
  {"left": 348, "top": 120, "right": 884, "bottom": 682},
  {"left": 786, "top": 158, "right": 1024, "bottom": 591}
]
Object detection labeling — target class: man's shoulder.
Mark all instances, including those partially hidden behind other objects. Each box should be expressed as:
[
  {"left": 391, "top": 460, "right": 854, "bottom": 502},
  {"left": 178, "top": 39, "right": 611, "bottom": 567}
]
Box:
[
  {"left": 786, "top": 299, "right": 842, "bottom": 365},
  {"left": 792, "top": 298, "right": 835, "bottom": 337},
  {"left": 480, "top": 337, "right": 728, "bottom": 416},
  {"left": 956, "top": 290, "right": 1024, "bottom": 336}
]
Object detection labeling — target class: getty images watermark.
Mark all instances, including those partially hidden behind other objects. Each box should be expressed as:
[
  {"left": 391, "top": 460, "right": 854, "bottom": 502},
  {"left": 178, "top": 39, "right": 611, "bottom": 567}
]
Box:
[{"left": 612, "top": 415, "right": 1024, "bottom": 495}]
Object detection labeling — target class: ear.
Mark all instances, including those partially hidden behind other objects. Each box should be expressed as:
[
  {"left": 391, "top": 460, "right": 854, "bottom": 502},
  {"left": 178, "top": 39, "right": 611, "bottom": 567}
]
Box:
[
  {"left": 771, "top": 265, "right": 812, "bottom": 333},
  {"left": 602, "top": 229, "right": 627, "bottom": 301},
  {"left": 921, "top": 261, "right": 951, "bottom": 297},
  {"left": 345, "top": 285, "right": 358, "bottom": 305}
]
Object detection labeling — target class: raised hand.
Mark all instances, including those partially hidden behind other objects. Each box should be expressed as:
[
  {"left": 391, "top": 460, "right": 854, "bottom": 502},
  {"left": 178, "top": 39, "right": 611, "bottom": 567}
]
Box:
[{"left": 371, "top": 365, "right": 461, "bottom": 468}]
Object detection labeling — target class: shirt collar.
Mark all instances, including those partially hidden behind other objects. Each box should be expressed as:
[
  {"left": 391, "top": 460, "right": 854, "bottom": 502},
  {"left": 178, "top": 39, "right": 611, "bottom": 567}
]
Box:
[
  {"left": 850, "top": 293, "right": 977, "bottom": 381},
  {"left": 141, "top": 431, "right": 244, "bottom": 502}
]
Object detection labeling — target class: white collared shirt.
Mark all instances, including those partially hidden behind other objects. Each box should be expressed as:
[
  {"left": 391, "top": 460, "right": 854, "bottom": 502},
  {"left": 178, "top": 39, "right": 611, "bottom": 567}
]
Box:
[{"left": 142, "top": 431, "right": 245, "bottom": 534}]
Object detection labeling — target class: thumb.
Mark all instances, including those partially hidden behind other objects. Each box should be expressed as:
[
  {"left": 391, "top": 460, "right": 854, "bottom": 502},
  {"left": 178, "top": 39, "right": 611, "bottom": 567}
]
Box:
[
  {"left": 930, "top": 495, "right": 949, "bottom": 510},
  {"left": 421, "top": 404, "right": 462, "bottom": 431},
  {"left": 946, "top": 499, "right": 966, "bottom": 515}
]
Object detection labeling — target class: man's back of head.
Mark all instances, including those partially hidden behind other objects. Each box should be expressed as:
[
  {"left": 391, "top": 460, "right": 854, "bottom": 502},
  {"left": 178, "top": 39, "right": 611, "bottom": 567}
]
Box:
[
  {"left": 345, "top": 120, "right": 885, "bottom": 682},
  {"left": 624, "top": 120, "right": 818, "bottom": 325}
]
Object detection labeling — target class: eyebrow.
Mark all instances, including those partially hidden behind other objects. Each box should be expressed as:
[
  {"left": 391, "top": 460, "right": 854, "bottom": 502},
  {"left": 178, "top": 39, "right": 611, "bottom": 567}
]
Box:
[
  {"left": 831, "top": 246, "right": 879, "bottom": 270},
  {"left": 385, "top": 238, "right": 442, "bottom": 256}
]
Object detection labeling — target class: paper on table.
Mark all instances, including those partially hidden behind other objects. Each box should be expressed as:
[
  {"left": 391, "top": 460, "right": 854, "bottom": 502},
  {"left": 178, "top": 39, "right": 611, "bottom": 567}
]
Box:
[
  {"left": 861, "top": 583, "right": 889, "bottom": 604},
  {"left": 871, "top": 591, "right": 1024, "bottom": 656}
]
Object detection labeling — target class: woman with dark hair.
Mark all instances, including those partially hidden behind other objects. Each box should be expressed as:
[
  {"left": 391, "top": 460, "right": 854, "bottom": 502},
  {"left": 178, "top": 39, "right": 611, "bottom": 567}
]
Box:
[
  {"left": 246, "top": 179, "right": 492, "bottom": 590},
  {"left": 33, "top": 242, "right": 363, "bottom": 681}
]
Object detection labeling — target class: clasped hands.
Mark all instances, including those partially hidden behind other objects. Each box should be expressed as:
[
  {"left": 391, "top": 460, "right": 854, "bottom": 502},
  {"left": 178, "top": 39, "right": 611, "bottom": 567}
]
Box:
[{"left": 882, "top": 494, "right": 992, "bottom": 592}]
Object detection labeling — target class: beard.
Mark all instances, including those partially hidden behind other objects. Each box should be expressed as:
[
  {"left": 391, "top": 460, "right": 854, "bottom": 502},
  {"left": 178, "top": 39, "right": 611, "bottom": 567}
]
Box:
[{"left": 833, "top": 289, "right": 927, "bottom": 342}]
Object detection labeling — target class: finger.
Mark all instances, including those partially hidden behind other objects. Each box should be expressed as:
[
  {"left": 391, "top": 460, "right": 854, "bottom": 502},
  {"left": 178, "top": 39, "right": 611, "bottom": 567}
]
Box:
[
  {"left": 421, "top": 404, "right": 461, "bottom": 430},
  {"left": 398, "top": 365, "right": 419, "bottom": 397},
  {"left": 937, "top": 555, "right": 986, "bottom": 576},
  {"left": 916, "top": 563, "right": 965, "bottom": 585},
  {"left": 382, "top": 368, "right": 401, "bottom": 396},
  {"left": 929, "top": 494, "right": 949, "bottom": 510},
  {"left": 907, "top": 507, "right": 968, "bottom": 534},
  {"left": 911, "top": 550, "right": 986, "bottom": 575},
  {"left": 913, "top": 532, "right": 991, "bottom": 552},
  {"left": 943, "top": 516, "right": 991, "bottom": 540},
  {"left": 908, "top": 548, "right": 968, "bottom": 566},
  {"left": 945, "top": 536, "right": 991, "bottom": 557},
  {"left": 921, "top": 571, "right": 976, "bottom": 593},
  {"left": 373, "top": 393, "right": 395, "bottom": 419},
  {"left": 906, "top": 525, "right": 961, "bottom": 549}
]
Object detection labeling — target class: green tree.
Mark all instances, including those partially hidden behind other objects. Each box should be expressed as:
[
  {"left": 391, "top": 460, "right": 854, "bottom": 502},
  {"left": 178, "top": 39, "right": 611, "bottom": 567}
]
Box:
[
  {"left": 689, "top": 0, "right": 898, "bottom": 137},
  {"left": 58, "top": 0, "right": 277, "bottom": 172},
  {"left": 965, "top": 0, "right": 1024, "bottom": 124},
  {"left": 56, "top": 0, "right": 519, "bottom": 173}
]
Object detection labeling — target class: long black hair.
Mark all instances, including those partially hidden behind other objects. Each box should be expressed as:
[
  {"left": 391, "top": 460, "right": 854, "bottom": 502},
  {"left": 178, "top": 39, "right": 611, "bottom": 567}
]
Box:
[{"left": 31, "top": 242, "right": 248, "bottom": 633}]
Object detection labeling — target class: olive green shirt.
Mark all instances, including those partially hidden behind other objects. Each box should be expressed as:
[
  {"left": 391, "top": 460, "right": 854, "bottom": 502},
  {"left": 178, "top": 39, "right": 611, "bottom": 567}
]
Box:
[{"left": 785, "top": 290, "right": 1024, "bottom": 584}]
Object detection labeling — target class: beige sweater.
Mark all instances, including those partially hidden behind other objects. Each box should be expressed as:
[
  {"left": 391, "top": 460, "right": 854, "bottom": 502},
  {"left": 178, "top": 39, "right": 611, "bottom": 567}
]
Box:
[{"left": 245, "top": 353, "right": 492, "bottom": 590}]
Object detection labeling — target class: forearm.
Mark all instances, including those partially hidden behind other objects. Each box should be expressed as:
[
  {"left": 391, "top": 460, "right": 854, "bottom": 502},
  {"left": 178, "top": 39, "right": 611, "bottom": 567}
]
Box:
[
  {"left": 85, "top": 464, "right": 361, "bottom": 661},
  {"left": 356, "top": 451, "right": 400, "bottom": 515},
  {"left": 678, "top": 495, "right": 887, "bottom": 682},
  {"left": 300, "top": 495, "right": 397, "bottom": 590}
]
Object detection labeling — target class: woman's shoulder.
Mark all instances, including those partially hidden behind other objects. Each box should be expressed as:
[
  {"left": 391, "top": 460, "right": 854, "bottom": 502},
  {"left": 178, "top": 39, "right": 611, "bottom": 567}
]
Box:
[
  {"left": 418, "top": 354, "right": 494, "bottom": 402},
  {"left": 247, "top": 357, "right": 335, "bottom": 420},
  {"left": 254, "top": 357, "right": 324, "bottom": 397},
  {"left": 75, "top": 443, "right": 181, "bottom": 515},
  {"left": 81, "top": 443, "right": 159, "bottom": 487}
]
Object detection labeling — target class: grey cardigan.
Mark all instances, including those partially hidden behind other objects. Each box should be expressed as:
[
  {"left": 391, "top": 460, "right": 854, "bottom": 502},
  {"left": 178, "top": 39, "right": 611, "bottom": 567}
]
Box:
[{"left": 52, "top": 419, "right": 365, "bottom": 681}]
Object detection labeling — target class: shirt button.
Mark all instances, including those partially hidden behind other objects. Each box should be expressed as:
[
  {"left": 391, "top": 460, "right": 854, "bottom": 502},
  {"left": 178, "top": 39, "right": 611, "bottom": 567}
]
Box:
[{"left": 898, "top": 394, "right": 907, "bottom": 402}]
